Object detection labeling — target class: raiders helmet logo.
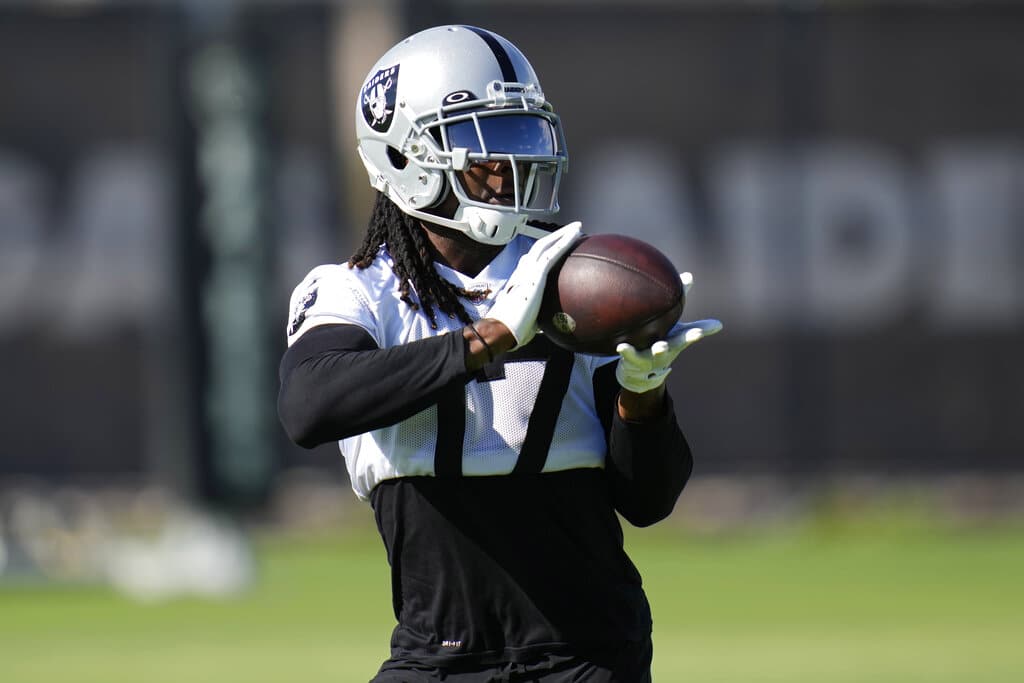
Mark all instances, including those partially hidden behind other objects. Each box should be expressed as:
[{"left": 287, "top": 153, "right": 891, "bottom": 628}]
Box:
[{"left": 361, "top": 64, "right": 400, "bottom": 133}]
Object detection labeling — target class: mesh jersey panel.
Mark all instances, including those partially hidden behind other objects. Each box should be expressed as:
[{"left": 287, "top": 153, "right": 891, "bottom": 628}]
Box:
[
  {"left": 463, "top": 362, "right": 543, "bottom": 458},
  {"left": 286, "top": 234, "right": 616, "bottom": 499}
]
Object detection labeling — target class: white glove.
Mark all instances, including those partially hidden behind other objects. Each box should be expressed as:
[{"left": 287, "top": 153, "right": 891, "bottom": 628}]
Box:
[
  {"left": 615, "top": 272, "right": 722, "bottom": 394},
  {"left": 487, "top": 221, "right": 583, "bottom": 349}
]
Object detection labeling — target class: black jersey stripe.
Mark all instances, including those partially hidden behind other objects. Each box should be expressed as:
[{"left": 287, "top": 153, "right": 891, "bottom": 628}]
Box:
[
  {"left": 462, "top": 26, "right": 518, "bottom": 83},
  {"left": 512, "top": 348, "right": 575, "bottom": 475},
  {"left": 434, "top": 383, "right": 467, "bottom": 477}
]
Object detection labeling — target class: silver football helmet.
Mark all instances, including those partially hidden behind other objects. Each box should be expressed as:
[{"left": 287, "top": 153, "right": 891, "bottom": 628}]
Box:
[{"left": 355, "top": 25, "right": 569, "bottom": 245}]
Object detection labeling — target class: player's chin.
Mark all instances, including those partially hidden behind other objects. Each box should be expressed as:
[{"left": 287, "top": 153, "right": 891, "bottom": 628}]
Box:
[{"left": 488, "top": 194, "right": 516, "bottom": 206}]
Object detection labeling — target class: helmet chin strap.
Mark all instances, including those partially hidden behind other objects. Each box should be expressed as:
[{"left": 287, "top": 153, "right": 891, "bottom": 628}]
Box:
[
  {"left": 456, "top": 205, "right": 527, "bottom": 245},
  {"left": 387, "top": 192, "right": 521, "bottom": 246},
  {"left": 383, "top": 177, "right": 552, "bottom": 246}
]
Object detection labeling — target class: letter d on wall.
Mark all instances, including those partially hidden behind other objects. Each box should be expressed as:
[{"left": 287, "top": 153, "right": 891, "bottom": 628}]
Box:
[{"left": 802, "top": 144, "right": 912, "bottom": 331}]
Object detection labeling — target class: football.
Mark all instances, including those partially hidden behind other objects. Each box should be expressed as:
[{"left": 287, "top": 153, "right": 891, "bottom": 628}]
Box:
[{"left": 538, "top": 233, "right": 685, "bottom": 356}]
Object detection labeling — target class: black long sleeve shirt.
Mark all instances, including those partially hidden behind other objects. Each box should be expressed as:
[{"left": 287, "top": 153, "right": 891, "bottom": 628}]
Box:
[{"left": 278, "top": 322, "right": 692, "bottom": 666}]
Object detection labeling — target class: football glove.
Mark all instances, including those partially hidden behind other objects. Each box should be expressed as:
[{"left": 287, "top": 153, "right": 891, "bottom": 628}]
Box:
[
  {"left": 615, "top": 272, "right": 722, "bottom": 394},
  {"left": 487, "top": 221, "right": 582, "bottom": 349}
]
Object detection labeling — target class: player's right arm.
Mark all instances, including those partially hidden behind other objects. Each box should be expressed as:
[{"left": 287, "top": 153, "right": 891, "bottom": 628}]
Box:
[
  {"left": 277, "top": 265, "right": 479, "bottom": 448},
  {"left": 278, "top": 322, "right": 473, "bottom": 448}
]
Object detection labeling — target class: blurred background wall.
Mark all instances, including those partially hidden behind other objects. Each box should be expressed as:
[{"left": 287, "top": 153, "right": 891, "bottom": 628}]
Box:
[{"left": 1, "top": 0, "right": 1022, "bottom": 570}]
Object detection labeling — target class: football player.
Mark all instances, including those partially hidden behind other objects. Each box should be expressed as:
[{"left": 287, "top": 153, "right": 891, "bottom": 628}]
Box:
[{"left": 278, "top": 24, "right": 722, "bottom": 682}]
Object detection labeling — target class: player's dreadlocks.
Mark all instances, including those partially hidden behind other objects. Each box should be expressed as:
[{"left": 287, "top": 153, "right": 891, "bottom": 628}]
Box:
[
  {"left": 348, "top": 192, "right": 480, "bottom": 329},
  {"left": 348, "top": 192, "right": 561, "bottom": 330}
]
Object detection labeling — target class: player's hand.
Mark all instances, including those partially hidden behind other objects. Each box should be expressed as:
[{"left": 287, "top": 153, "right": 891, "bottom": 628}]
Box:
[
  {"left": 615, "top": 272, "right": 722, "bottom": 394},
  {"left": 487, "top": 221, "right": 583, "bottom": 349}
]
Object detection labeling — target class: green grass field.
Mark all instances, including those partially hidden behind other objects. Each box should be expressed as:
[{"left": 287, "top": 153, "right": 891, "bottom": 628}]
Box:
[{"left": 2, "top": 512, "right": 1023, "bottom": 682}]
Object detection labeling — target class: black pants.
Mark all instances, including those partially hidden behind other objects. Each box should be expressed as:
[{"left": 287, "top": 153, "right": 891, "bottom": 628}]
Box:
[{"left": 370, "top": 640, "right": 653, "bottom": 683}]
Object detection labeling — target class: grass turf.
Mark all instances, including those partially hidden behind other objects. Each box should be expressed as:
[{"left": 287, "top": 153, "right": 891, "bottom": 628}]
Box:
[{"left": 2, "top": 514, "right": 1022, "bottom": 682}]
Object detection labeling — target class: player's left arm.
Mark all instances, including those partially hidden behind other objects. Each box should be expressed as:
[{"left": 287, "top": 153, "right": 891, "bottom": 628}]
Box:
[
  {"left": 596, "top": 375, "right": 691, "bottom": 527},
  {"left": 598, "top": 273, "right": 722, "bottom": 526}
]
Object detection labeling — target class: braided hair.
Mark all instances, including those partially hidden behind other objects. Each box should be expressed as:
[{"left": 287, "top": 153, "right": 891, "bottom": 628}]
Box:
[
  {"left": 348, "top": 192, "right": 562, "bottom": 330},
  {"left": 348, "top": 192, "right": 481, "bottom": 329}
]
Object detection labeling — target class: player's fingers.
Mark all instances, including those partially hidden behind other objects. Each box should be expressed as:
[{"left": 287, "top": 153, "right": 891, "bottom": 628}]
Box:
[
  {"left": 549, "top": 222, "right": 582, "bottom": 251},
  {"left": 665, "top": 323, "right": 692, "bottom": 347},
  {"left": 551, "top": 222, "right": 584, "bottom": 254},
  {"left": 532, "top": 223, "right": 582, "bottom": 271},
  {"left": 616, "top": 342, "right": 645, "bottom": 367},
  {"left": 689, "top": 318, "right": 723, "bottom": 337},
  {"left": 680, "top": 272, "right": 693, "bottom": 298},
  {"left": 650, "top": 340, "right": 673, "bottom": 370},
  {"left": 536, "top": 221, "right": 581, "bottom": 254},
  {"left": 661, "top": 319, "right": 720, "bottom": 354},
  {"left": 672, "top": 319, "right": 722, "bottom": 340}
]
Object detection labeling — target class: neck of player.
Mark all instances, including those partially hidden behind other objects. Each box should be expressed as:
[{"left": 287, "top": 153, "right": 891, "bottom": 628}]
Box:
[{"left": 420, "top": 220, "right": 503, "bottom": 277}]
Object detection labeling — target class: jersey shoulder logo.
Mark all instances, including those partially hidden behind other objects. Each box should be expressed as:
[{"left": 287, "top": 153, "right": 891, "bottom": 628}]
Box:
[
  {"left": 361, "top": 64, "right": 400, "bottom": 133},
  {"left": 288, "top": 282, "right": 319, "bottom": 336}
]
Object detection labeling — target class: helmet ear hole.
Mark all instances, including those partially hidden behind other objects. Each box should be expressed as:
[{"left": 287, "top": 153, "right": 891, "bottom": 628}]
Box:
[
  {"left": 426, "top": 178, "right": 451, "bottom": 211},
  {"left": 386, "top": 146, "right": 407, "bottom": 169}
]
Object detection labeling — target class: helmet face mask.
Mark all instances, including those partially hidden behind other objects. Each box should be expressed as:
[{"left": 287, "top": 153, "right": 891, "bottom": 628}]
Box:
[
  {"left": 435, "top": 108, "right": 564, "bottom": 212},
  {"left": 355, "top": 25, "right": 569, "bottom": 245}
]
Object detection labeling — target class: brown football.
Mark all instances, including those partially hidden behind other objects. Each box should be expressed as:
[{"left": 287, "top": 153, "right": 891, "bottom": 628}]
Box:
[{"left": 538, "top": 233, "right": 685, "bottom": 356}]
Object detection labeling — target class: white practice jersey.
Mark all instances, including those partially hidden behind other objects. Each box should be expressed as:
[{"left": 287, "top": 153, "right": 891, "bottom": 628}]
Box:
[{"left": 286, "top": 234, "right": 617, "bottom": 500}]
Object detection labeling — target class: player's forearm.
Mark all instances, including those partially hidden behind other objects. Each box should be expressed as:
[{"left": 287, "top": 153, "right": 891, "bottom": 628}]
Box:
[
  {"left": 617, "top": 385, "right": 668, "bottom": 421},
  {"left": 606, "top": 394, "right": 693, "bottom": 527},
  {"left": 278, "top": 323, "right": 471, "bottom": 448}
]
